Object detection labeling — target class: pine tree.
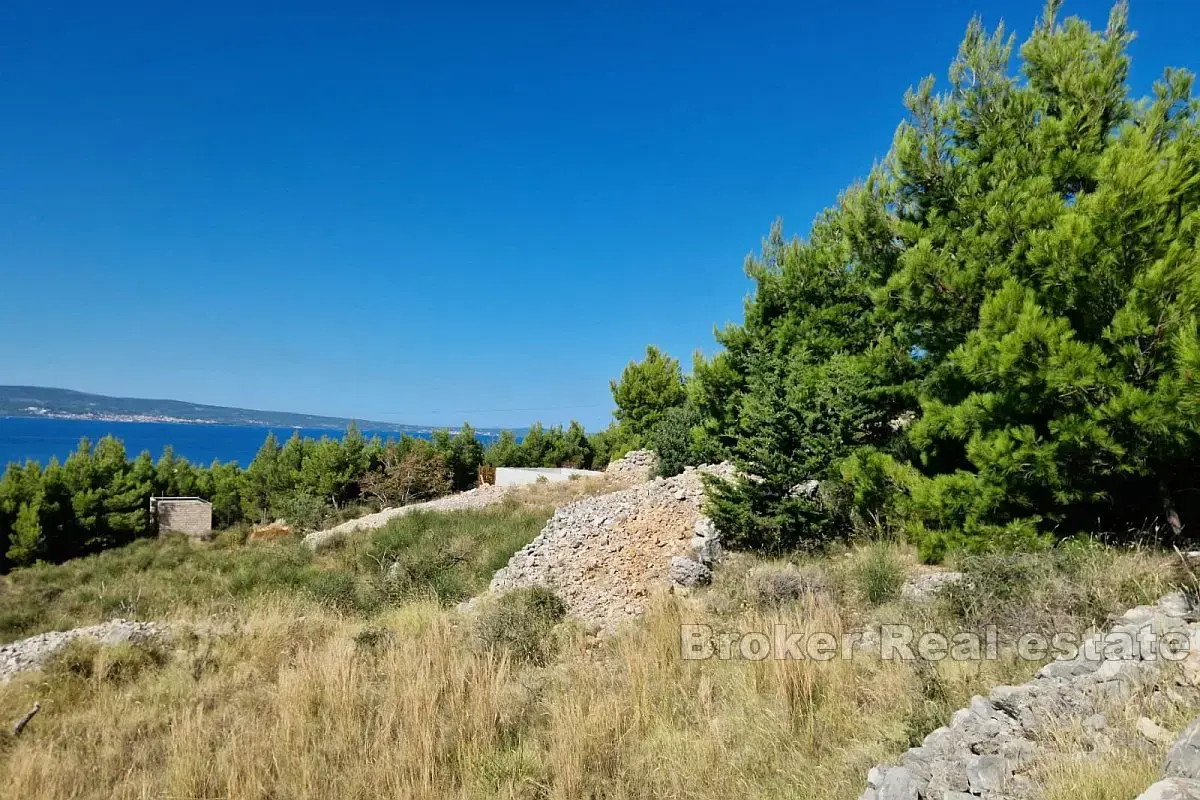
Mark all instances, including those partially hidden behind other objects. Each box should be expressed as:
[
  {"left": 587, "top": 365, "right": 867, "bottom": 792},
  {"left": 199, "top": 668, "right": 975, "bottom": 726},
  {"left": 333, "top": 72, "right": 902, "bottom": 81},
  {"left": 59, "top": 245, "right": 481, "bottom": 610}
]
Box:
[
  {"left": 610, "top": 346, "right": 687, "bottom": 447},
  {"left": 696, "top": 1, "right": 1200, "bottom": 555}
]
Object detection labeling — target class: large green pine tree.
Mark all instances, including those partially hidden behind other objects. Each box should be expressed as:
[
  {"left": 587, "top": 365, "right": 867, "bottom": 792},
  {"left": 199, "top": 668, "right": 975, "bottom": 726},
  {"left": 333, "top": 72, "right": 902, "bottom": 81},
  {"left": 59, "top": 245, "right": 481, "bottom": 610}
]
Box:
[{"left": 697, "top": 0, "right": 1200, "bottom": 555}]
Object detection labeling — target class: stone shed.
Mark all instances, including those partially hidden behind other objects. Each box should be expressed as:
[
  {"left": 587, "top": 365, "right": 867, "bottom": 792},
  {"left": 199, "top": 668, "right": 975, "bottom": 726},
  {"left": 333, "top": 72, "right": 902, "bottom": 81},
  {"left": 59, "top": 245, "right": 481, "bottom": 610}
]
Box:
[{"left": 151, "top": 496, "right": 213, "bottom": 539}]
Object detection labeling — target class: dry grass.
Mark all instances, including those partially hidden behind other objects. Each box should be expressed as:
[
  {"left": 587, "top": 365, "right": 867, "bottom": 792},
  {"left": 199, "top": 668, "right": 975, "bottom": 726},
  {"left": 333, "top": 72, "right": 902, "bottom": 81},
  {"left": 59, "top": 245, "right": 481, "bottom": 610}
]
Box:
[
  {"left": 0, "top": 533, "right": 1188, "bottom": 799},
  {"left": 0, "top": 580, "right": 1035, "bottom": 800},
  {"left": 1029, "top": 673, "right": 1200, "bottom": 800},
  {"left": 502, "top": 473, "right": 634, "bottom": 509}
]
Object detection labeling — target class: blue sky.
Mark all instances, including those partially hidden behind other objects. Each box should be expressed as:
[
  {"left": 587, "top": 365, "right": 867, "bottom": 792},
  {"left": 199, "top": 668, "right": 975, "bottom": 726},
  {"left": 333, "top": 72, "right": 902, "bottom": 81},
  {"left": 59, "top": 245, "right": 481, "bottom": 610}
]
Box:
[{"left": 2, "top": 1, "right": 1197, "bottom": 429}]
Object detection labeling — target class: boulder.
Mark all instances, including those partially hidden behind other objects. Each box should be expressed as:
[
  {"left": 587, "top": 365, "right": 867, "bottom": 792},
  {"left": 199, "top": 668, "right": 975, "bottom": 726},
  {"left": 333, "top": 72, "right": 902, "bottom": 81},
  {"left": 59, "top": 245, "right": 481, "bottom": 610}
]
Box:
[
  {"left": 669, "top": 556, "right": 712, "bottom": 588},
  {"left": 1167, "top": 719, "right": 1200, "bottom": 780},
  {"left": 1137, "top": 778, "right": 1200, "bottom": 800}
]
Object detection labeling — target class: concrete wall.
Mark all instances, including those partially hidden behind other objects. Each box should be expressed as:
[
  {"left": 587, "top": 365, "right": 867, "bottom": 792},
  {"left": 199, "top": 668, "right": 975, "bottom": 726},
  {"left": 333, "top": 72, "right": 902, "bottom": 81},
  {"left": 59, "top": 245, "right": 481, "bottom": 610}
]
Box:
[
  {"left": 494, "top": 467, "right": 604, "bottom": 487},
  {"left": 154, "top": 498, "right": 213, "bottom": 538}
]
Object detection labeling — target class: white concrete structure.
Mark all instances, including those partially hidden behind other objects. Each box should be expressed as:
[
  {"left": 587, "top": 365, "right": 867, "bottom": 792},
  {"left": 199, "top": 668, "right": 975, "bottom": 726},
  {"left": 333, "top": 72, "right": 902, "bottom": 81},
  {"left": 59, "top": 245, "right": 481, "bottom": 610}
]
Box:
[{"left": 494, "top": 467, "right": 604, "bottom": 487}]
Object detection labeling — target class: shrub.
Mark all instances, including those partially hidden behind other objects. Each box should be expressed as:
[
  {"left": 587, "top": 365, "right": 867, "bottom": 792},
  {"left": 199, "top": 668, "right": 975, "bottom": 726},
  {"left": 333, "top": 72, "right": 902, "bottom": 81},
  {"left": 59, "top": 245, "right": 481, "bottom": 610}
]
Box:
[
  {"left": 269, "top": 491, "right": 330, "bottom": 533},
  {"left": 903, "top": 661, "right": 952, "bottom": 747},
  {"left": 473, "top": 587, "right": 567, "bottom": 666},
  {"left": 650, "top": 403, "right": 703, "bottom": 478},
  {"left": 745, "top": 563, "right": 831, "bottom": 609},
  {"left": 941, "top": 545, "right": 1179, "bottom": 641},
  {"left": 95, "top": 641, "right": 168, "bottom": 684},
  {"left": 353, "top": 625, "right": 391, "bottom": 651},
  {"left": 44, "top": 637, "right": 103, "bottom": 681},
  {"left": 44, "top": 638, "right": 166, "bottom": 685},
  {"left": 304, "top": 571, "right": 380, "bottom": 616}
]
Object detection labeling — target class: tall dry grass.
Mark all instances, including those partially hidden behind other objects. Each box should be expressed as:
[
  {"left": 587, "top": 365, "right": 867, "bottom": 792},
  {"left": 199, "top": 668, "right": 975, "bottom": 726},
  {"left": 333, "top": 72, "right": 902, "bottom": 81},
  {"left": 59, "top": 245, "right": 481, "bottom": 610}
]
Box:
[
  {"left": 0, "top": 534, "right": 1187, "bottom": 799},
  {"left": 0, "top": 580, "right": 1042, "bottom": 800}
]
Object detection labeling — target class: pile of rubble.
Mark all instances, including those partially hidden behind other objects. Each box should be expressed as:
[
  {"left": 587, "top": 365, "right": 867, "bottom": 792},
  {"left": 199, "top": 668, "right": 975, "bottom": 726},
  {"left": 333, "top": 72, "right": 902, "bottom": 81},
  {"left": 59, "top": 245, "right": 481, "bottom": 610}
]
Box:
[
  {"left": 603, "top": 449, "right": 660, "bottom": 483},
  {"left": 860, "top": 592, "right": 1200, "bottom": 799},
  {"left": 0, "top": 619, "right": 170, "bottom": 683},
  {"left": 487, "top": 463, "right": 733, "bottom": 632}
]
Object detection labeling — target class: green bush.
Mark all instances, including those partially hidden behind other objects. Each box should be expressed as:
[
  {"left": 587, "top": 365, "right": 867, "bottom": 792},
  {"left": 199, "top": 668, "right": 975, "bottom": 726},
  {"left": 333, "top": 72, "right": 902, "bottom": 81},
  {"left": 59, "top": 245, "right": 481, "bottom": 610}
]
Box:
[
  {"left": 304, "top": 571, "right": 380, "bottom": 615},
  {"left": 649, "top": 403, "right": 703, "bottom": 478},
  {"left": 473, "top": 587, "right": 567, "bottom": 666},
  {"left": 903, "top": 662, "right": 953, "bottom": 747},
  {"left": 940, "top": 544, "right": 1178, "bottom": 641}
]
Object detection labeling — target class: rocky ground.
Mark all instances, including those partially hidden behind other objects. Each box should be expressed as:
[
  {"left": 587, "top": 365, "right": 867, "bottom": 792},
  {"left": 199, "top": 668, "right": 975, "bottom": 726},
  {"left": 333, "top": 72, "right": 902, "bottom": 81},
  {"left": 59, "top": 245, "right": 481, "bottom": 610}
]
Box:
[
  {"left": 0, "top": 619, "right": 169, "bottom": 683},
  {"left": 486, "top": 462, "right": 734, "bottom": 632}
]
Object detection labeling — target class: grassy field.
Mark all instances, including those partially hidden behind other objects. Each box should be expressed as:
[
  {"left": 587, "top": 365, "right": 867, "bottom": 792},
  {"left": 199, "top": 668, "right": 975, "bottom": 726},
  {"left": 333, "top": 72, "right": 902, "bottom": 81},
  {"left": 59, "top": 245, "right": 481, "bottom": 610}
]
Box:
[
  {"left": 0, "top": 501, "right": 553, "bottom": 644},
  {"left": 0, "top": 516, "right": 1191, "bottom": 799}
]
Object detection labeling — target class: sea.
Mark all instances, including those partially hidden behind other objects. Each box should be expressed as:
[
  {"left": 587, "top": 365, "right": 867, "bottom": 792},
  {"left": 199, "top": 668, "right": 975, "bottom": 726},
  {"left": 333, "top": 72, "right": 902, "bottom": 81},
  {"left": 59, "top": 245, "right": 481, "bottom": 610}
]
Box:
[{"left": 0, "top": 417, "right": 452, "bottom": 469}]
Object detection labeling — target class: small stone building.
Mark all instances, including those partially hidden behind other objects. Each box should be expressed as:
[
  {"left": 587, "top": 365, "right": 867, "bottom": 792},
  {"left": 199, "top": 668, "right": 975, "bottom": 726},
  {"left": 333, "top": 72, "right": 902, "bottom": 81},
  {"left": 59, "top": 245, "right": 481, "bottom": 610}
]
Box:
[{"left": 151, "top": 497, "right": 213, "bottom": 539}]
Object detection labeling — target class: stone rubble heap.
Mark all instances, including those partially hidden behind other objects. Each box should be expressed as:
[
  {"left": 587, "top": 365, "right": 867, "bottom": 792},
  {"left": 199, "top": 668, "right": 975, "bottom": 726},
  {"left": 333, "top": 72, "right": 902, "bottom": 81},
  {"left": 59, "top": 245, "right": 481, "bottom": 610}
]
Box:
[
  {"left": 861, "top": 592, "right": 1200, "bottom": 800},
  {"left": 603, "top": 449, "right": 660, "bottom": 483},
  {"left": 0, "top": 619, "right": 170, "bottom": 683},
  {"left": 489, "top": 463, "right": 734, "bottom": 632},
  {"left": 304, "top": 484, "right": 513, "bottom": 551}
]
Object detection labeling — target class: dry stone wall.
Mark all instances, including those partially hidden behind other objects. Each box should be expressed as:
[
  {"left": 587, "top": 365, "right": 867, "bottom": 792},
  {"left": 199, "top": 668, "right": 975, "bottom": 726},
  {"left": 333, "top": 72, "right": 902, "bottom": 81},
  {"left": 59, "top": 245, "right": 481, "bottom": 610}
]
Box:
[
  {"left": 861, "top": 592, "right": 1200, "bottom": 800},
  {"left": 0, "top": 619, "right": 169, "bottom": 683},
  {"left": 1138, "top": 716, "right": 1200, "bottom": 798}
]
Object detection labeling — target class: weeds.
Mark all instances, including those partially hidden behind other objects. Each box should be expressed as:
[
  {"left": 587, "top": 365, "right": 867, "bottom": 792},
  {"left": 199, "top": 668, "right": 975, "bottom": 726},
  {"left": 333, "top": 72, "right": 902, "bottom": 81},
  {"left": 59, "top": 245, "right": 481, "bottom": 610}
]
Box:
[
  {"left": 745, "top": 563, "right": 832, "bottom": 609},
  {"left": 855, "top": 544, "right": 906, "bottom": 606},
  {"left": 941, "top": 544, "right": 1178, "bottom": 642},
  {"left": 0, "top": 505, "right": 552, "bottom": 642},
  {"left": 473, "top": 587, "right": 568, "bottom": 666}
]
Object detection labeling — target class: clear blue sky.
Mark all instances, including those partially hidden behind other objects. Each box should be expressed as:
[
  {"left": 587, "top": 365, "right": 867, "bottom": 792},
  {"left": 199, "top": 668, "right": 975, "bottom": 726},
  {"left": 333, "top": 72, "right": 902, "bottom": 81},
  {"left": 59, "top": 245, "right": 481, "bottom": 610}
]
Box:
[{"left": 2, "top": 1, "right": 1197, "bottom": 429}]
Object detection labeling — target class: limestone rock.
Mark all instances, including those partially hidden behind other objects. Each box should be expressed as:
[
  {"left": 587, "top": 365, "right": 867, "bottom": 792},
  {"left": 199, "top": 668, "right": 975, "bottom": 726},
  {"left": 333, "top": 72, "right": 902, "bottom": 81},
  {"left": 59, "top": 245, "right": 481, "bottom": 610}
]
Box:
[
  {"left": 1141, "top": 717, "right": 1176, "bottom": 745},
  {"left": 1137, "top": 778, "right": 1200, "bottom": 800},
  {"left": 691, "top": 516, "right": 723, "bottom": 566},
  {"left": 603, "top": 449, "right": 659, "bottom": 482},
  {"left": 0, "top": 619, "right": 169, "bottom": 683},
  {"left": 857, "top": 593, "right": 1198, "bottom": 799},
  {"left": 669, "top": 556, "right": 711, "bottom": 588},
  {"left": 875, "top": 767, "right": 920, "bottom": 800},
  {"left": 1167, "top": 718, "right": 1200, "bottom": 780},
  {"left": 899, "top": 571, "right": 965, "bottom": 603}
]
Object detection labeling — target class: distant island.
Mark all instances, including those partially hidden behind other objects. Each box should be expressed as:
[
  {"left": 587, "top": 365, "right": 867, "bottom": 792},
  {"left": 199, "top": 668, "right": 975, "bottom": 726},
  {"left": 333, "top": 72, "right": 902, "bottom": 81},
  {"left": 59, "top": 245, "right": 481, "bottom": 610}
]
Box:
[{"left": 0, "top": 385, "right": 501, "bottom": 436}]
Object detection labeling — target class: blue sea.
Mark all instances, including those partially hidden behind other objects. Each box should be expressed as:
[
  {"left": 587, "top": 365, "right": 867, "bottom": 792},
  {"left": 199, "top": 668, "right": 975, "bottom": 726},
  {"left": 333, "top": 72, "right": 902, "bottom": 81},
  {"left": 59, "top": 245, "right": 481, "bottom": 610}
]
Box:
[{"left": 0, "top": 417, "right": 449, "bottom": 468}]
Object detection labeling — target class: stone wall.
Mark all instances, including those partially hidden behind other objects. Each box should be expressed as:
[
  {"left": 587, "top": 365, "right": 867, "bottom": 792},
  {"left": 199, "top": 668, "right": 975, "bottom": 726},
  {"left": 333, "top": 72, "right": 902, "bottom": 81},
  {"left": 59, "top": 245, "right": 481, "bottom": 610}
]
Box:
[
  {"left": 1138, "top": 716, "right": 1200, "bottom": 798},
  {"left": 154, "top": 498, "right": 212, "bottom": 538},
  {"left": 860, "top": 591, "right": 1200, "bottom": 799}
]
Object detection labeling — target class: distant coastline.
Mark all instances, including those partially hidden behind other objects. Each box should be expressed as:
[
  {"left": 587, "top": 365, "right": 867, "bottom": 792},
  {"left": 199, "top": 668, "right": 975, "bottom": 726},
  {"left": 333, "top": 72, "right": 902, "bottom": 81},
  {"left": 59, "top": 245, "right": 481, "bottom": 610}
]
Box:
[
  {"left": 15, "top": 407, "right": 226, "bottom": 426},
  {"left": 0, "top": 385, "right": 507, "bottom": 436}
]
